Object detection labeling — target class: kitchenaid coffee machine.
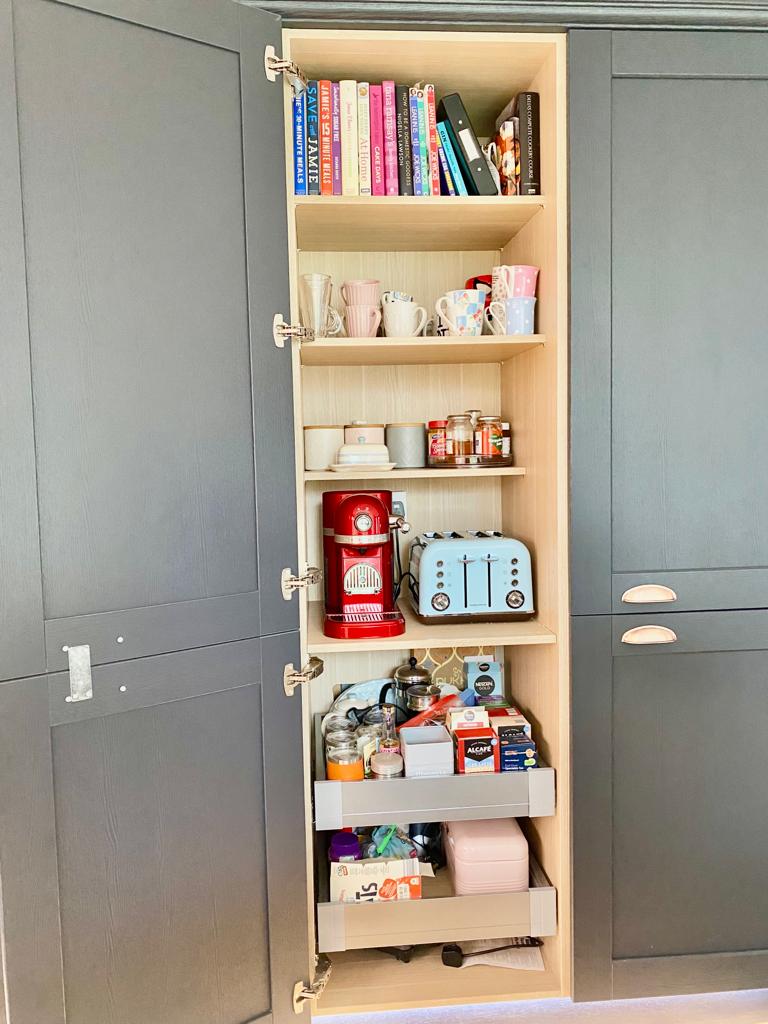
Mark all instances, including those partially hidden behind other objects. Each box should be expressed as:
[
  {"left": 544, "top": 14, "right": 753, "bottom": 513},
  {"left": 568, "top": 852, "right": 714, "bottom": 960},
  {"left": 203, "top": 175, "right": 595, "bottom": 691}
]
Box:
[{"left": 322, "top": 489, "right": 410, "bottom": 640}]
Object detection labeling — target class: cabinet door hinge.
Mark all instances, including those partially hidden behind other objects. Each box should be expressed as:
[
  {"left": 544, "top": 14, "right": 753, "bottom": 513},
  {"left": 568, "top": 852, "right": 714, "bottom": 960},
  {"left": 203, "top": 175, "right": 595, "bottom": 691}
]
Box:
[
  {"left": 293, "top": 957, "right": 332, "bottom": 1014},
  {"left": 283, "top": 656, "right": 324, "bottom": 697},
  {"left": 62, "top": 644, "right": 93, "bottom": 703},
  {"left": 264, "top": 45, "right": 307, "bottom": 96},
  {"left": 281, "top": 565, "right": 322, "bottom": 600},
  {"left": 273, "top": 313, "right": 315, "bottom": 349}
]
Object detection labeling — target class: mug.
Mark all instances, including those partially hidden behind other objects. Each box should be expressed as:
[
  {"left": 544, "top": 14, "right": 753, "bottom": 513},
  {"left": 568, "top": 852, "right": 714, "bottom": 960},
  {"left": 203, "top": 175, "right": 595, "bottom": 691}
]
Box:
[
  {"left": 435, "top": 289, "right": 485, "bottom": 337},
  {"left": 304, "top": 425, "right": 344, "bottom": 470},
  {"left": 341, "top": 279, "right": 380, "bottom": 306},
  {"left": 491, "top": 265, "right": 539, "bottom": 301},
  {"left": 485, "top": 296, "right": 537, "bottom": 336},
  {"left": 298, "top": 273, "right": 343, "bottom": 337},
  {"left": 345, "top": 304, "right": 382, "bottom": 337},
  {"left": 381, "top": 290, "right": 414, "bottom": 305},
  {"left": 383, "top": 300, "right": 428, "bottom": 338}
]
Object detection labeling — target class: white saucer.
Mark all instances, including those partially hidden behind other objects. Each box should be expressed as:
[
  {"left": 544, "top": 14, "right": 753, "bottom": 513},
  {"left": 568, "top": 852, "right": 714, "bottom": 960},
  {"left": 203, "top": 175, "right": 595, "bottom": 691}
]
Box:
[{"left": 329, "top": 462, "right": 396, "bottom": 473}]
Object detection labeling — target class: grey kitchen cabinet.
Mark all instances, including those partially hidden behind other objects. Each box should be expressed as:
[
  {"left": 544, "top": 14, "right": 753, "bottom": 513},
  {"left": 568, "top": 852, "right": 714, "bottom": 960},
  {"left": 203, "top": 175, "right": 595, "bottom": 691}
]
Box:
[
  {"left": 570, "top": 29, "right": 768, "bottom": 617},
  {"left": 0, "top": 0, "right": 311, "bottom": 1021},
  {"left": 572, "top": 611, "right": 768, "bottom": 1000}
]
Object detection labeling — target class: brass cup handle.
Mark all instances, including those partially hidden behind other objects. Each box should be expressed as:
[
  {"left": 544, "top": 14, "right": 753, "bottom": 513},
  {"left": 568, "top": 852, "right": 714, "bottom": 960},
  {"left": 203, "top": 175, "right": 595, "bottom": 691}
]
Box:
[
  {"left": 621, "top": 625, "right": 678, "bottom": 645},
  {"left": 621, "top": 584, "right": 678, "bottom": 604}
]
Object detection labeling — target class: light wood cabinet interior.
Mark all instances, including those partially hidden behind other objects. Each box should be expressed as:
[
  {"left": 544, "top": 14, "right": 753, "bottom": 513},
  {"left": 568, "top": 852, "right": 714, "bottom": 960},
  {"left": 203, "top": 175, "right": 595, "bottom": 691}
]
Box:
[{"left": 282, "top": 28, "right": 568, "bottom": 1014}]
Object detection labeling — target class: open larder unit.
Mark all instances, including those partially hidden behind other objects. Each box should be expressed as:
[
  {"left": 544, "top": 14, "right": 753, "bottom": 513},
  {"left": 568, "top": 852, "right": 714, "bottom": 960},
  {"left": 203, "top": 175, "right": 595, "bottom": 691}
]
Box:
[{"left": 281, "top": 29, "right": 569, "bottom": 1015}]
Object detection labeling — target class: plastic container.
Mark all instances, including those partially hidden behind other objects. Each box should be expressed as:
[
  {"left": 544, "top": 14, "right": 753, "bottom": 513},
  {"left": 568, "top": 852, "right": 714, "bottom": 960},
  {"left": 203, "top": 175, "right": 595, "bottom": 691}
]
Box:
[
  {"left": 370, "top": 752, "right": 404, "bottom": 779},
  {"left": 443, "top": 818, "right": 529, "bottom": 895},
  {"left": 329, "top": 831, "right": 362, "bottom": 862},
  {"left": 400, "top": 725, "right": 454, "bottom": 778}
]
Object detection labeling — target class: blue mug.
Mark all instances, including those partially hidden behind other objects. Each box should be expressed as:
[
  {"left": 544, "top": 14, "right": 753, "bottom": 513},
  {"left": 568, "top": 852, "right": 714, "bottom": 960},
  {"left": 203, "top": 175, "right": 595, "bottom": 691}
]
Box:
[{"left": 485, "top": 296, "right": 536, "bottom": 336}]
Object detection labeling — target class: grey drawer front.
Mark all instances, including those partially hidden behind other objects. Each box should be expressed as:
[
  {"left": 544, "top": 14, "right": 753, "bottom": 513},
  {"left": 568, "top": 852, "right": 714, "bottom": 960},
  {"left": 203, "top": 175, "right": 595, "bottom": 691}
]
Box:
[
  {"left": 612, "top": 608, "right": 768, "bottom": 655},
  {"left": 611, "top": 570, "right": 768, "bottom": 615}
]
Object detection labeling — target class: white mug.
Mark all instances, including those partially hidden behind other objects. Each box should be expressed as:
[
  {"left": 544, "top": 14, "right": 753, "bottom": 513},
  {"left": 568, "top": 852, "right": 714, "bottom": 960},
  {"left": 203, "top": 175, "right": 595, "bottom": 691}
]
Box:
[{"left": 383, "top": 301, "right": 428, "bottom": 338}]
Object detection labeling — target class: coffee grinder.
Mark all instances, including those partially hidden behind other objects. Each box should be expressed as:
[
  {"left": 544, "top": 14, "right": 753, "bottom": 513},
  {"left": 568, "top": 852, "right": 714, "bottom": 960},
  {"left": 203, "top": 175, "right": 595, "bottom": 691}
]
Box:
[{"left": 322, "top": 489, "right": 410, "bottom": 640}]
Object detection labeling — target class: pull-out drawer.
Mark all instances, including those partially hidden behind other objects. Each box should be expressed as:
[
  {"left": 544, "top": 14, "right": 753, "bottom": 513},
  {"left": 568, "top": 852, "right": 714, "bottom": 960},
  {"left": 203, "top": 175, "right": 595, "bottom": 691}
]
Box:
[
  {"left": 313, "top": 717, "right": 555, "bottom": 830},
  {"left": 317, "top": 857, "right": 556, "bottom": 953}
]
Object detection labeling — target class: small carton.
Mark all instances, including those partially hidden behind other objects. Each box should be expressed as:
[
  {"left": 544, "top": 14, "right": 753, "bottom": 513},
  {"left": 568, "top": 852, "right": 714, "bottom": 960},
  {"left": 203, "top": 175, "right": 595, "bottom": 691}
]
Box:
[
  {"left": 488, "top": 708, "right": 532, "bottom": 740},
  {"left": 453, "top": 727, "right": 500, "bottom": 774},
  {"left": 446, "top": 706, "right": 490, "bottom": 733},
  {"left": 498, "top": 731, "right": 538, "bottom": 772},
  {"left": 400, "top": 725, "right": 454, "bottom": 778},
  {"left": 329, "top": 858, "right": 434, "bottom": 903},
  {"left": 464, "top": 657, "right": 504, "bottom": 705}
]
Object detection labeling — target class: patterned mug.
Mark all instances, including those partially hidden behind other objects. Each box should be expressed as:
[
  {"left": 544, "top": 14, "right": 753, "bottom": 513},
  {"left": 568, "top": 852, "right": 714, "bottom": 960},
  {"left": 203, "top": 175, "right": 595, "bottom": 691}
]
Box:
[
  {"left": 491, "top": 265, "right": 539, "bottom": 301},
  {"left": 485, "top": 296, "right": 537, "bottom": 336},
  {"left": 435, "top": 289, "right": 485, "bottom": 337}
]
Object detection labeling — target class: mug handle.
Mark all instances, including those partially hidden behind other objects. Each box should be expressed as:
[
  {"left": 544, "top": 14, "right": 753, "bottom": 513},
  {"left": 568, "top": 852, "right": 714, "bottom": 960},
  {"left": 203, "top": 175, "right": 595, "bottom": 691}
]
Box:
[
  {"left": 486, "top": 300, "right": 506, "bottom": 336},
  {"left": 327, "top": 307, "right": 343, "bottom": 336},
  {"left": 435, "top": 297, "right": 459, "bottom": 334},
  {"left": 370, "top": 309, "right": 382, "bottom": 336},
  {"left": 411, "top": 306, "right": 428, "bottom": 337},
  {"left": 340, "top": 284, "right": 349, "bottom": 305}
]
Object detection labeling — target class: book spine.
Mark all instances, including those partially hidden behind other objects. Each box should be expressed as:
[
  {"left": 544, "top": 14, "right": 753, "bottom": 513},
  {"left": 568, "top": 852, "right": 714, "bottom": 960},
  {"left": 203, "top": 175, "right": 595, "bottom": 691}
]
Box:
[
  {"left": 408, "top": 88, "right": 422, "bottom": 196},
  {"left": 339, "top": 80, "right": 358, "bottom": 196},
  {"left": 331, "top": 82, "right": 342, "bottom": 195},
  {"left": 436, "top": 121, "right": 467, "bottom": 196},
  {"left": 517, "top": 92, "right": 540, "bottom": 195},
  {"left": 513, "top": 116, "right": 521, "bottom": 194},
  {"left": 395, "top": 85, "right": 413, "bottom": 195},
  {"left": 416, "top": 88, "right": 430, "bottom": 195},
  {"left": 292, "top": 92, "right": 307, "bottom": 196},
  {"left": 357, "top": 82, "right": 371, "bottom": 196},
  {"left": 382, "top": 80, "right": 398, "bottom": 195},
  {"left": 319, "top": 80, "right": 333, "bottom": 196},
  {"left": 425, "top": 84, "right": 440, "bottom": 197},
  {"left": 306, "top": 80, "right": 320, "bottom": 196},
  {"left": 369, "top": 84, "right": 385, "bottom": 196},
  {"left": 436, "top": 135, "right": 456, "bottom": 196}
]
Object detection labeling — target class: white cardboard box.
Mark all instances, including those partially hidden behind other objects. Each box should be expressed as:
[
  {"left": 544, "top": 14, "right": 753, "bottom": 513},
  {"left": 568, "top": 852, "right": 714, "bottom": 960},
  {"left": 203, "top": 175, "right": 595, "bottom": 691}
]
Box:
[
  {"left": 329, "top": 858, "right": 434, "bottom": 903},
  {"left": 400, "top": 724, "right": 454, "bottom": 778}
]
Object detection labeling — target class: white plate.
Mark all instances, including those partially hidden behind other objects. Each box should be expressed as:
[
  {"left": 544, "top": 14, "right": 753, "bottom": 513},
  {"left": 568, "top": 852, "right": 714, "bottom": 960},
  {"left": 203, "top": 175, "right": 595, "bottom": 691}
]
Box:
[{"left": 329, "top": 462, "right": 396, "bottom": 473}]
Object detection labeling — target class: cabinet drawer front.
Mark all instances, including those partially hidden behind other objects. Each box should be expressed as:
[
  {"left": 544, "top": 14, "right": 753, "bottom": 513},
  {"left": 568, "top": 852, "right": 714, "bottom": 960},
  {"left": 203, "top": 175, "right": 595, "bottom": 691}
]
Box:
[
  {"left": 612, "top": 609, "right": 768, "bottom": 655},
  {"left": 611, "top": 570, "right": 768, "bottom": 615}
]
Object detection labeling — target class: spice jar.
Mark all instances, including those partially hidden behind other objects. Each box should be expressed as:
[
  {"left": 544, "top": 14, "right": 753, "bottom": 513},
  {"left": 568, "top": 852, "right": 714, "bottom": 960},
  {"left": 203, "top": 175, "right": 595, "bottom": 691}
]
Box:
[
  {"left": 427, "top": 420, "right": 448, "bottom": 465},
  {"left": 446, "top": 414, "right": 473, "bottom": 458},
  {"left": 501, "top": 421, "right": 512, "bottom": 460},
  {"left": 355, "top": 723, "right": 384, "bottom": 776},
  {"left": 327, "top": 746, "right": 364, "bottom": 781},
  {"left": 475, "top": 415, "right": 503, "bottom": 458},
  {"left": 370, "top": 751, "right": 404, "bottom": 779}
]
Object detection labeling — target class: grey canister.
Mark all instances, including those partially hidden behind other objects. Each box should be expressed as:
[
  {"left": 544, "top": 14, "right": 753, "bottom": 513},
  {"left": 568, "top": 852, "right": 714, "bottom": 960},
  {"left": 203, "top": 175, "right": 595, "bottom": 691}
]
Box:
[{"left": 385, "top": 422, "right": 426, "bottom": 468}]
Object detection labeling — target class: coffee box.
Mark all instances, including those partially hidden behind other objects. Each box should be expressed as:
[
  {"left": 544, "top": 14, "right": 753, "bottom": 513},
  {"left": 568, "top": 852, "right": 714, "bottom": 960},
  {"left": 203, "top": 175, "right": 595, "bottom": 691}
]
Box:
[
  {"left": 453, "top": 727, "right": 500, "bottom": 774},
  {"left": 497, "top": 731, "right": 538, "bottom": 771},
  {"left": 464, "top": 657, "right": 504, "bottom": 705},
  {"left": 488, "top": 708, "right": 532, "bottom": 740},
  {"left": 446, "top": 706, "right": 490, "bottom": 733}
]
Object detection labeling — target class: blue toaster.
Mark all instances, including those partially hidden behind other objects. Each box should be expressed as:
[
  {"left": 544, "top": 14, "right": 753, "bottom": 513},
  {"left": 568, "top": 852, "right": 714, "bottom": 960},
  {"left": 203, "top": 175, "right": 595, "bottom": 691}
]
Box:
[{"left": 408, "top": 531, "right": 534, "bottom": 623}]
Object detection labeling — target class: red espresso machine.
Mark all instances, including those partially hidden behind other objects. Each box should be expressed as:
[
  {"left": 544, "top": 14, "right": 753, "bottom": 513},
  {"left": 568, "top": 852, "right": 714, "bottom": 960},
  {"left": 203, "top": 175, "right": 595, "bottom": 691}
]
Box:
[{"left": 322, "top": 490, "right": 410, "bottom": 640}]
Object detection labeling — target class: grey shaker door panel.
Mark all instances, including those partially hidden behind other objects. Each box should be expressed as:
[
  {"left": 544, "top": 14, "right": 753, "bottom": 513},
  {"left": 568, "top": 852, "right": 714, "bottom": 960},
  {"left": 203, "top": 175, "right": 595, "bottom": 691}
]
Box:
[
  {"left": 570, "top": 30, "right": 768, "bottom": 616},
  {"left": 4, "top": 0, "right": 296, "bottom": 678},
  {"left": 572, "top": 612, "right": 768, "bottom": 1000},
  {"left": 611, "top": 76, "right": 768, "bottom": 580},
  {"left": 1, "top": 635, "right": 309, "bottom": 1024}
]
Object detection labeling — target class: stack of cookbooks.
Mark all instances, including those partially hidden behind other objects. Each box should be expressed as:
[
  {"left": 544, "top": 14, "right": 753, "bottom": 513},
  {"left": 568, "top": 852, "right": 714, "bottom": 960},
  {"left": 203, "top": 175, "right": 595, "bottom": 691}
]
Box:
[{"left": 293, "top": 81, "right": 540, "bottom": 198}]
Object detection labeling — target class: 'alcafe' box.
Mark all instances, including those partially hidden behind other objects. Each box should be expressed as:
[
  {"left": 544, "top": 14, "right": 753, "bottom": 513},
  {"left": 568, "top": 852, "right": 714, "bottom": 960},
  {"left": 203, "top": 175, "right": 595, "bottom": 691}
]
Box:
[{"left": 454, "top": 727, "right": 500, "bottom": 774}]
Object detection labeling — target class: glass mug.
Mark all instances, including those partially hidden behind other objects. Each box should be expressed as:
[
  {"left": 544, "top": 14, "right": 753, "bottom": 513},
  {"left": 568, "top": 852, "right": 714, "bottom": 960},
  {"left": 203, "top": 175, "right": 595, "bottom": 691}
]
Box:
[{"left": 299, "top": 273, "right": 343, "bottom": 337}]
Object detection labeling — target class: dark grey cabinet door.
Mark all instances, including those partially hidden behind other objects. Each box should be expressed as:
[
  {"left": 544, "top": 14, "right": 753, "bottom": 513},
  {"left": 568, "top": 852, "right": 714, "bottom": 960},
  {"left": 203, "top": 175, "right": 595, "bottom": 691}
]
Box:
[
  {"left": 1, "top": 0, "right": 297, "bottom": 680},
  {"left": 0, "top": 634, "right": 310, "bottom": 1024},
  {"left": 570, "top": 30, "right": 768, "bottom": 616},
  {"left": 573, "top": 611, "right": 768, "bottom": 1000}
]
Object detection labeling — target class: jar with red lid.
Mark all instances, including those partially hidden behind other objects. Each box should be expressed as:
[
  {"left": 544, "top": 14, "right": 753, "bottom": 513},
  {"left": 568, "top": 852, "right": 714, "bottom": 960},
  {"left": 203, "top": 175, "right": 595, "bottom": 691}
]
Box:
[{"left": 427, "top": 420, "right": 448, "bottom": 465}]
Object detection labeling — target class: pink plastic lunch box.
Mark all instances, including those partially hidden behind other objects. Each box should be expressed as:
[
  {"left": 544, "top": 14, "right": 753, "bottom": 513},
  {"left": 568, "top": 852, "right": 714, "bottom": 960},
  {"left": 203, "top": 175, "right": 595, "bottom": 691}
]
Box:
[{"left": 443, "top": 818, "right": 529, "bottom": 895}]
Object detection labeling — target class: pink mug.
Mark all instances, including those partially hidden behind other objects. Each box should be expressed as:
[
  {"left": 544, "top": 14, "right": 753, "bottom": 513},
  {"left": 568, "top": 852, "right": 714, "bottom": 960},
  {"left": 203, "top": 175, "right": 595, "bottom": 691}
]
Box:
[
  {"left": 345, "top": 304, "right": 382, "bottom": 337},
  {"left": 341, "top": 279, "right": 380, "bottom": 306},
  {"left": 492, "top": 265, "right": 539, "bottom": 300}
]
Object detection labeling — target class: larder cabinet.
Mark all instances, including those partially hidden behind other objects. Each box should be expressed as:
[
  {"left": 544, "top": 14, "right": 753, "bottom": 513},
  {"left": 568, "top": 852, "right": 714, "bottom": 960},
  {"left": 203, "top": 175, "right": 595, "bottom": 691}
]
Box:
[{"left": 570, "top": 29, "right": 768, "bottom": 1001}]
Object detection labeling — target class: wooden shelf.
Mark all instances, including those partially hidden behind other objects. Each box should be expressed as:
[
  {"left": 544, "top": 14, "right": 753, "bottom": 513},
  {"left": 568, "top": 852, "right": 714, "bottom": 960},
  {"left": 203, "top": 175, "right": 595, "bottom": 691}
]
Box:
[
  {"left": 305, "top": 465, "right": 526, "bottom": 482},
  {"left": 293, "top": 195, "right": 545, "bottom": 252},
  {"left": 316, "top": 857, "right": 556, "bottom": 953},
  {"left": 307, "top": 599, "right": 556, "bottom": 654},
  {"left": 300, "top": 335, "right": 545, "bottom": 367}
]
